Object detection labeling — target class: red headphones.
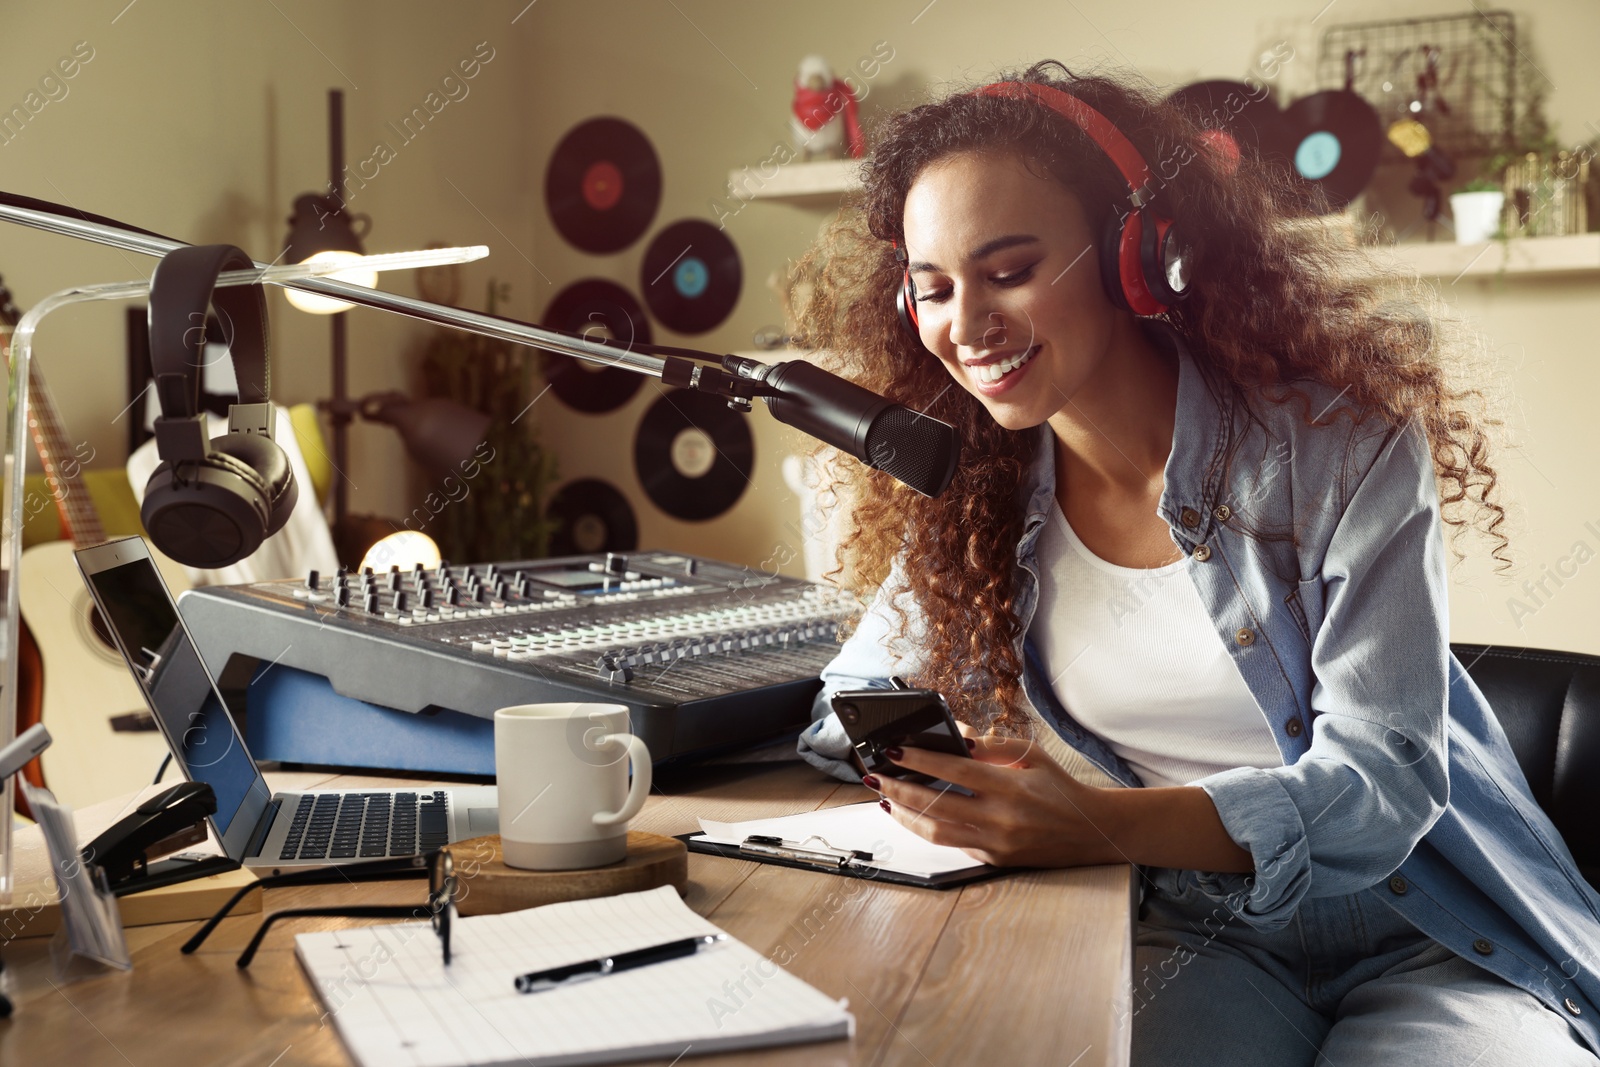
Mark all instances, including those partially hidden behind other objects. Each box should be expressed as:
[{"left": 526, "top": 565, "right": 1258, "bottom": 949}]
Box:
[{"left": 895, "top": 80, "right": 1193, "bottom": 338}]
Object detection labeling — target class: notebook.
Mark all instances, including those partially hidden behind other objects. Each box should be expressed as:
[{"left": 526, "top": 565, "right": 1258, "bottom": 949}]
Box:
[
  {"left": 685, "top": 801, "right": 1003, "bottom": 889},
  {"left": 295, "top": 885, "right": 853, "bottom": 1067}
]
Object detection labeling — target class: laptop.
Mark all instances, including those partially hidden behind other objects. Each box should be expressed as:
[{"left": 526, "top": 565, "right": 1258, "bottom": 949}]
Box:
[{"left": 76, "top": 536, "right": 498, "bottom": 876}]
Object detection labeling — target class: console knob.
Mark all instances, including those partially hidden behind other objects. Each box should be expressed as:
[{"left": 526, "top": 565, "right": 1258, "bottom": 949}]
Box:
[
  {"left": 604, "top": 553, "right": 628, "bottom": 576},
  {"left": 305, "top": 569, "right": 320, "bottom": 591},
  {"left": 684, "top": 558, "right": 698, "bottom": 576},
  {"left": 364, "top": 591, "right": 380, "bottom": 614},
  {"left": 421, "top": 588, "right": 434, "bottom": 610},
  {"left": 394, "top": 590, "right": 408, "bottom": 613},
  {"left": 335, "top": 585, "right": 350, "bottom": 608}
]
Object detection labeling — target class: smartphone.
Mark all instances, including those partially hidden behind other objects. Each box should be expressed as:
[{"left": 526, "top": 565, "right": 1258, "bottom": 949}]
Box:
[{"left": 832, "top": 682, "right": 970, "bottom": 784}]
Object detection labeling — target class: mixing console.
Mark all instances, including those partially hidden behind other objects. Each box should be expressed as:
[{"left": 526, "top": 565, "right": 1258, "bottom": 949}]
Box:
[{"left": 177, "top": 551, "right": 857, "bottom": 766}]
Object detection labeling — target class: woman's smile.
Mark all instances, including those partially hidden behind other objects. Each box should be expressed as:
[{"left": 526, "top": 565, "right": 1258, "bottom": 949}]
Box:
[{"left": 964, "top": 343, "right": 1041, "bottom": 394}]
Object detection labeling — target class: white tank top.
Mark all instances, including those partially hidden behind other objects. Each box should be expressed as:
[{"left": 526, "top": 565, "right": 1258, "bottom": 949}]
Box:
[{"left": 1027, "top": 499, "right": 1284, "bottom": 789}]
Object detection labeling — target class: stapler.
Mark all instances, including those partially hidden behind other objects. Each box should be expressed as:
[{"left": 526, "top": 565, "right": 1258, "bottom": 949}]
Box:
[{"left": 81, "top": 781, "right": 238, "bottom": 894}]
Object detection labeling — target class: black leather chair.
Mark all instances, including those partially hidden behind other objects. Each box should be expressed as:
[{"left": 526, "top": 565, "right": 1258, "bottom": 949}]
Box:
[{"left": 1451, "top": 644, "right": 1600, "bottom": 893}]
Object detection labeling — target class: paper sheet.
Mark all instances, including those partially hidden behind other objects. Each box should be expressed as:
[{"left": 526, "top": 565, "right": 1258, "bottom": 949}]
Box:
[
  {"left": 696, "top": 801, "right": 989, "bottom": 878},
  {"left": 295, "top": 884, "right": 852, "bottom": 1067}
]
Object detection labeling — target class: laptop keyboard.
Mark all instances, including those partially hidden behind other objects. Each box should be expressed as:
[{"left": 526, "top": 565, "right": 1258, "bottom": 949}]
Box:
[{"left": 279, "top": 791, "right": 451, "bottom": 861}]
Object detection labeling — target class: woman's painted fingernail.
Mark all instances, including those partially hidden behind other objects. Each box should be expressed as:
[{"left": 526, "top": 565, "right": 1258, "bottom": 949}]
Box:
[
  {"left": 879, "top": 798, "right": 892, "bottom": 813},
  {"left": 885, "top": 746, "right": 904, "bottom": 761},
  {"left": 862, "top": 774, "right": 881, "bottom": 790},
  {"left": 966, "top": 738, "right": 976, "bottom": 751}
]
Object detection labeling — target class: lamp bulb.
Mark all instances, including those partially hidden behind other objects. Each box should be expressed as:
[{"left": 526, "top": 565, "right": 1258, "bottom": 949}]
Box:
[
  {"left": 359, "top": 530, "right": 442, "bottom": 574},
  {"left": 285, "top": 250, "right": 380, "bottom": 315}
]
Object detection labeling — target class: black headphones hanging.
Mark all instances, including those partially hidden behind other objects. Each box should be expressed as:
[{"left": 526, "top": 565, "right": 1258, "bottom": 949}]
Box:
[
  {"left": 142, "top": 243, "right": 298, "bottom": 568},
  {"left": 894, "top": 81, "right": 1194, "bottom": 341}
]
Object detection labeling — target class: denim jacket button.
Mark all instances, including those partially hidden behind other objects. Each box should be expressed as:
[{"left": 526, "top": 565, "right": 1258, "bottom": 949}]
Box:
[
  {"left": 1285, "top": 717, "right": 1303, "bottom": 737},
  {"left": 1213, "top": 504, "right": 1232, "bottom": 522},
  {"left": 1193, "top": 544, "right": 1212, "bottom": 562},
  {"left": 1180, "top": 507, "right": 1201, "bottom": 529},
  {"left": 1565, "top": 998, "right": 1582, "bottom": 1016},
  {"left": 1472, "top": 938, "right": 1494, "bottom": 955},
  {"left": 1235, "top": 627, "right": 1255, "bottom": 646},
  {"left": 1388, "top": 875, "right": 1408, "bottom": 895}
]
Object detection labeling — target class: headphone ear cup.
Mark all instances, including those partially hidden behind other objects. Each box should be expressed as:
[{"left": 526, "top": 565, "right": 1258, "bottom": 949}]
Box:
[
  {"left": 895, "top": 269, "right": 920, "bottom": 338},
  {"left": 1140, "top": 214, "right": 1190, "bottom": 308},
  {"left": 212, "top": 431, "right": 299, "bottom": 536},
  {"left": 1098, "top": 214, "right": 1133, "bottom": 312},
  {"left": 1115, "top": 208, "right": 1166, "bottom": 316},
  {"left": 141, "top": 454, "right": 272, "bottom": 569}
]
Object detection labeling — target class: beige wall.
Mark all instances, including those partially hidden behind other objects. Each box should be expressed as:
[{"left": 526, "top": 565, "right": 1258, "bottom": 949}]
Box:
[
  {"left": 5, "top": 1, "right": 1598, "bottom": 653},
  {"left": 2, "top": 0, "right": 537, "bottom": 527}
]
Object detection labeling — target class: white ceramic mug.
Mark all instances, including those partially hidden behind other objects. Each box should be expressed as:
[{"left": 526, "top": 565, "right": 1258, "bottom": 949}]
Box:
[{"left": 494, "top": 702, "right": 652, "bottom": 870}]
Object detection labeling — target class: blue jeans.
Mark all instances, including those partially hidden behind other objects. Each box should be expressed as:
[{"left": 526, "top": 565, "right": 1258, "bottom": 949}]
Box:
[{"left": 1131, "top": 865, "right": 1599, "bottom": 1066}]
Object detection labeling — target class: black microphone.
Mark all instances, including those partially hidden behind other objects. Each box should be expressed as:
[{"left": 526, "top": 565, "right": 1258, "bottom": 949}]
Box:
[{"left": 731, "top": 357, "right": 960, "bottom": 497}]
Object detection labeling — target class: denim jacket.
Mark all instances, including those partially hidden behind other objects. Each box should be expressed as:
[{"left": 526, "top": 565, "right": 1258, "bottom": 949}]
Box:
[{"left": 798, "top": 319, "right": 1600, "bottom": 1054}]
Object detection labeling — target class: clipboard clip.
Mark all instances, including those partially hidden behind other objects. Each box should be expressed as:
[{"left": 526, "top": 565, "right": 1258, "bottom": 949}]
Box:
[{"left": 738, "top": 834, "right": 876, "bottom": 870}]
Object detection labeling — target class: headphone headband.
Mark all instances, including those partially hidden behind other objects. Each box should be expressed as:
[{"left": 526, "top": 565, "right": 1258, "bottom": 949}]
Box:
[
  {"left": 148, "top": 243, "right": 270, "bottom": 419},
  {"left": 972, "top": 81, "right": 1156, "bottom": 207}
]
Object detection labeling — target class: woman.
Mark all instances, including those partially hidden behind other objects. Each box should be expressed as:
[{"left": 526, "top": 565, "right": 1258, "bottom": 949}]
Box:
[{"left": 792, "top": 60, "right": 1600, "bottom": 1065}]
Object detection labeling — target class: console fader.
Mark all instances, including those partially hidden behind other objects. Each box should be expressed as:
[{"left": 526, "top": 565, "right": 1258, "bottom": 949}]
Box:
[{"left": 177, "top": 551, "right": 858, "bottom": 765}]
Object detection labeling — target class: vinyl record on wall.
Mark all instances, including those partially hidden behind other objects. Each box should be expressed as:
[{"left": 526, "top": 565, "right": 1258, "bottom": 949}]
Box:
[
  {"left": 545, "top": 117, "right": 662, "bottom": 254},
  {"left": 1282, "top": 90, "right": 1384, "bottom": 211},
  {"left": 639, "top": 220, "right": 741, "bottom": 334},
  {"left": 539, "top": 279, "right": 650, "bottom": 414},
  {"left": 545, "top": 478, "right": 639, "bottom": 555},
  {"left": 634, "top": 388, "right": 753, "bottom": 521},
  {"left": 1165, "top": 80, "right": 1294, "bottom": 174}
]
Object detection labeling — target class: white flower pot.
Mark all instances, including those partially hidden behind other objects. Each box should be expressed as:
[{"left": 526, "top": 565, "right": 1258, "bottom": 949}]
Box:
[{"left": 1450, "top": 191, "right": 1506, "bottom": 245}]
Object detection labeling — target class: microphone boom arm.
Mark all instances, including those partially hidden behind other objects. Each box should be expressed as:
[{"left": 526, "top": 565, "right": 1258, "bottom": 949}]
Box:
[
  {"left": 0, "top": 199, "right": 762, "bottom": 394},
  {"left": 0, "top": 196, "right": 955, "bottom": 495}
]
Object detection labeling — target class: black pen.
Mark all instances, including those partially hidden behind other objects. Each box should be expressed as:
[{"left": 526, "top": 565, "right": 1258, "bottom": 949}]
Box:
[{"left": 514, "top": 934, "right": 729, "bottom": 993}]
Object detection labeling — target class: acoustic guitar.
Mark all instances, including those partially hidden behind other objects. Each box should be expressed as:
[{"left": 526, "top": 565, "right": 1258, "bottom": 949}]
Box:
[{"left": 1, "top": 276, "right": 190, "bottom": 811}]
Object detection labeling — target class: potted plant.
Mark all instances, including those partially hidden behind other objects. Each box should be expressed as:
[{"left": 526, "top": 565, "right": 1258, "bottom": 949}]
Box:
[
  {"left": 1466, "top": 42, "right": 1562, "bottom": 241},
  {"left": 415, "top": 280, "right": 559, "bottom": 564},
  {"left": 1450, "top": 177, "right": 1506, "bottom": 245}
]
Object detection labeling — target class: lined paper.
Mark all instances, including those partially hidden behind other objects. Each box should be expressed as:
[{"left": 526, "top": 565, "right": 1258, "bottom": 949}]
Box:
[{"left": 295, "top": 885, "right": 852, "bottom": 1067}]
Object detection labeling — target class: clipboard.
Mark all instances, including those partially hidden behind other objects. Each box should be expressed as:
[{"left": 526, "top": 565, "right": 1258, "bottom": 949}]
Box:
[{"left": 677, "top": 832, "right": 1006, "bottom": 890}]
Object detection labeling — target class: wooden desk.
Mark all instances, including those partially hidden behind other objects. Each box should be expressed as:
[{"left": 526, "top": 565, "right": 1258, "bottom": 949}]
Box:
[{"left": 0, "top": 760, "right": 1135, "bottom": 1066}]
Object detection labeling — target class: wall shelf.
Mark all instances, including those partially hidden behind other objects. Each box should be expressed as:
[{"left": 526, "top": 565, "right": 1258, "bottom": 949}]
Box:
[
  {"left": 727, "top": 158, "right": 861, "bottom": 203},
  {"left": 726, "top": 169, "right": 1597, "bottom": 280},
  {"left": 1364, "top": 233, "right": 1600, "bottom": 281}
]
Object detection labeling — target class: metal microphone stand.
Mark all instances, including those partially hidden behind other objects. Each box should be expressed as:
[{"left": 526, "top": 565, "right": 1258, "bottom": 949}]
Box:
[{"left": 0, "top": 200, "right": 775, "bottom": 405}]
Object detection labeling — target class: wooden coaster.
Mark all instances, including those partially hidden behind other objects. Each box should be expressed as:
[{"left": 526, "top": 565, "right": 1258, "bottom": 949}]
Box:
[{"left": 449, "top": 832, "right": 688, "bottom": 916}]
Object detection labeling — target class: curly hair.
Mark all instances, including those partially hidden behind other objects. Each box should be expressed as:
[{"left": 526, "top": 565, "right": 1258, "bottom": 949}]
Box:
[{"left": 786, "top": 59, "right": 1511, "bottom": 735}]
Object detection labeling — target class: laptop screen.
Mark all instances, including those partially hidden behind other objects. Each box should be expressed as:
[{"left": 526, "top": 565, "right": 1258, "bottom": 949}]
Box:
[{"left": 83, "top": 552, "right": 265, "bottom": 839}]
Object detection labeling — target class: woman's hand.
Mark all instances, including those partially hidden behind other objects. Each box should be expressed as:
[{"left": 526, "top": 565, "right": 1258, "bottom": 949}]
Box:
[{"left": 864, "top": 728, "right": 1125, "bottom": 868}]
